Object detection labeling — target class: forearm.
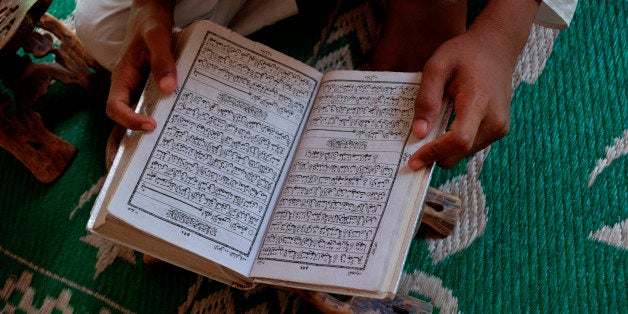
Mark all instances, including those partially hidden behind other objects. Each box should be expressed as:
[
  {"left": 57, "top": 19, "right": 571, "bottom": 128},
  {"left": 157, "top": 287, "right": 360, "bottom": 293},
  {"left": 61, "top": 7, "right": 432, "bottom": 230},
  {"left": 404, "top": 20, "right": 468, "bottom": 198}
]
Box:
[{"left": 467, "top": 0, "right": 540, "bottom": 66}]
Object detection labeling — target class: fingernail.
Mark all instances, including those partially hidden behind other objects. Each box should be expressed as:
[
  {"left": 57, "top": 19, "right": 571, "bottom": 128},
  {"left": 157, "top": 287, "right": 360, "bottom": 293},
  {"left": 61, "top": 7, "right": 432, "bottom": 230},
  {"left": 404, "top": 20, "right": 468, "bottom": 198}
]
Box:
[
  {"left": 413, "top": 119, "right": 428, "bottom": 136},
  {"left": 159, "top": 75, "right": 177, "bottom": 92},
  {"left": 141, "top": 122, "right": 156, "bottom": 130},
  {"left": 409, "top": 159, "right": 424, "bottom": 170}
]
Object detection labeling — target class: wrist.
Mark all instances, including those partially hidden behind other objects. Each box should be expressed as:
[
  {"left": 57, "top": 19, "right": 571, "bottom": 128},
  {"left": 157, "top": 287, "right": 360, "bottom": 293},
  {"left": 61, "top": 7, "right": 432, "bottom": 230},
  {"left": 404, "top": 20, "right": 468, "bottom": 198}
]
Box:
[{"left": 467, "top": 0, "right": 540, "bottom": 65}]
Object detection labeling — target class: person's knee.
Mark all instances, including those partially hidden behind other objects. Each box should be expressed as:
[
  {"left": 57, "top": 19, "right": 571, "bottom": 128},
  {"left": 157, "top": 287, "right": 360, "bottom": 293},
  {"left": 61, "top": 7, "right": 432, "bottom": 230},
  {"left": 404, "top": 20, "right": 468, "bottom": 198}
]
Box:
[{"left": 73, "top": 1, "right": 91, "bottom": 45}]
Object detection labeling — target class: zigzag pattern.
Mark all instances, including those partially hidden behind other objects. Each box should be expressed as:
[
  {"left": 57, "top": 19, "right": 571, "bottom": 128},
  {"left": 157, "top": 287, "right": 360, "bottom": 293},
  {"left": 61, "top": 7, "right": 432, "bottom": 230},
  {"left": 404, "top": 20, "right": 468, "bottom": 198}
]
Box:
[
  {"left": 311, "top": 0, "right": 385, "bottom": 72},
  {"left": 177, "top": 276, "right": 303, "bottom": 313},
  {"left": 326, "top": 2, "right": 380, "bottom": 53},
  {"left": 1, "top": 271, "right": 74, "bottom": 313},
  {"left": 314, "top": 44, "right": 354, "bottom": 72}
]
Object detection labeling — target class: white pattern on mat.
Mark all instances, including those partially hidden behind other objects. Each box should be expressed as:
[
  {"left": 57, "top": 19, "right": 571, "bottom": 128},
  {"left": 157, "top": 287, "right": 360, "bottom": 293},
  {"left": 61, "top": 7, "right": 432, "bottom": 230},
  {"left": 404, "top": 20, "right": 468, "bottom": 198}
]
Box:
[
  {"left": 428, "top": 148, "right": 489, "bottom": 265},
  {"left": 589, "top": 129, "right": 628, "bottom": 187},
  {"left": 399, "top": 271, "right": 459, "bottom": 314},
  {"left": 589, "top": 219, "right": 628, "bottom": 250}
]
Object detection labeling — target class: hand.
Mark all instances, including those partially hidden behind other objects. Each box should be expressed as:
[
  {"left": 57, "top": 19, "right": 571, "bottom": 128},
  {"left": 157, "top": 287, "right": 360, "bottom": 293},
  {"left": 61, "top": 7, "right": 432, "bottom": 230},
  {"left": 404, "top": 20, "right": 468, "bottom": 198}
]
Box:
[
  {"left": 106, "top": 0, "right": 177, "bottom": 130},
  {"left": 408, "top": 0, "right": 539, "bottom": 170},
  {"left": 408, "top": 31, "right": 513, "bottom": 170}
]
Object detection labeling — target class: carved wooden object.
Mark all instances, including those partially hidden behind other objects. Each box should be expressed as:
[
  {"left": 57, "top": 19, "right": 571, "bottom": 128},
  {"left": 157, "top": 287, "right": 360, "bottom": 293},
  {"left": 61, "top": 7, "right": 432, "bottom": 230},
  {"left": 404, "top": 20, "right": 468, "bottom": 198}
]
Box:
[
  {"left": 0, "top": 0, "right": 107, "bottom": 183},
  {"left": 293, "top": 289, "right": 433, "bottom": 314},
  {"left": 417, "top": 187, "right": 461, "bottom": 238}
]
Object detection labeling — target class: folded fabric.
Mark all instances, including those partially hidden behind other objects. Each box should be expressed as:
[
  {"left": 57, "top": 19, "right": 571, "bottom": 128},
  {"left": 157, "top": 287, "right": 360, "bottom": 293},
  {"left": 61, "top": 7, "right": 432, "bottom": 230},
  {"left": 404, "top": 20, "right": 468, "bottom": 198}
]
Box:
[{"left": 536, "top": 0, "right": 578, "bottom": 29}]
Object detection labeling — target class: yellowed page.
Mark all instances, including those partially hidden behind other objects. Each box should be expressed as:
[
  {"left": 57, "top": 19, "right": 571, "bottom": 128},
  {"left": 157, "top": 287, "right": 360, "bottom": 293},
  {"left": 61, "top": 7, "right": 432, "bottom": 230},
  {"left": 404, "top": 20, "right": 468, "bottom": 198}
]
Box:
[
  {"left": 251, "top": 70, "right": 446, "bottom": 295},
  {"left": 92, "top": 20, "right": 322, "bottom": 277}
]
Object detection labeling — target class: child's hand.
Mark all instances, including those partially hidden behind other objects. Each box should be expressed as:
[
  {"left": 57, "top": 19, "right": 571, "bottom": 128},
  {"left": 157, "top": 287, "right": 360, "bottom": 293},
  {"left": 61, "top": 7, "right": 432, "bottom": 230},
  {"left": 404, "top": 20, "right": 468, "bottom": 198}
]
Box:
[
  {"left": 408, "top": 0, "right": 540, "bottom": 170},
  {"left": 408, "top": 31, "right": 514, "bottom": 170},
  {"left": 106, "top": 0, "right": 177, "bottom": 131}
]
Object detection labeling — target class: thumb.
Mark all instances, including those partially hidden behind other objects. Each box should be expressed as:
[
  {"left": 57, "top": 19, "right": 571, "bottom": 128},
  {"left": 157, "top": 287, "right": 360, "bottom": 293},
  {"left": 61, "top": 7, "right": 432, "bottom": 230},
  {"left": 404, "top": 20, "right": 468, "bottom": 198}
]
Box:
[
  {"left": 413, "top": 59, "right": 452, "bottom": 138},
  {"left": 145, "top": 25, "right": 178, "bottom": 93}
]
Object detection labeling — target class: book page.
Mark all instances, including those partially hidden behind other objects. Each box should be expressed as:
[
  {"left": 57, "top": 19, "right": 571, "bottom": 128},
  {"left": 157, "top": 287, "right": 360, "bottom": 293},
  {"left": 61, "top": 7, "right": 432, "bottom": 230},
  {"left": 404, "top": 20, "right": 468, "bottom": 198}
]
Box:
[
  {"left": 104, "top": 20, "right": 322, "bottom": 276},
  {"left": 252, "top": 71, "right": 443, "bottom": 294}
]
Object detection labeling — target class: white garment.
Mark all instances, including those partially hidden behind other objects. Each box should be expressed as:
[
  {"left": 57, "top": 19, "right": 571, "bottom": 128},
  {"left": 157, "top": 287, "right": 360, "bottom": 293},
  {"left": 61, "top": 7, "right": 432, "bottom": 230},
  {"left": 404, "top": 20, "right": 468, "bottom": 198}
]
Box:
[
  {"left": 535, "top": 0, "right": 578, "bottom": 29},
  {"left": 74, "top": 0, "right": 298, "bottom": 70},
  {"left": 74, "top": 0, "right": 578, "bottom": 71}
]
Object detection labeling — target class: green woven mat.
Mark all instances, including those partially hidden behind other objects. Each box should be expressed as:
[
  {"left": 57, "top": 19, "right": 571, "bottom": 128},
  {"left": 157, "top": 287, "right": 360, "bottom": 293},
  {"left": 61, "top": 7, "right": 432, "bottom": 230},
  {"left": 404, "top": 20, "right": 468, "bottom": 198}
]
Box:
[{"left": 1, "top": 0, "right": 626, "bottom": 313}]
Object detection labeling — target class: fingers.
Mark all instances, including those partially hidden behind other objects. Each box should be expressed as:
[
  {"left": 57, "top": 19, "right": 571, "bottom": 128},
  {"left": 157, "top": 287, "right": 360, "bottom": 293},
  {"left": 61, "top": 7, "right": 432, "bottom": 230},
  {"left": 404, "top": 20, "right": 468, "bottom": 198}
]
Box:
[
  {"left": 413, "top": 53, "right": 454, "bottom": 138},
  {"left": 408, "top": 128, "right": 478, "bottom": 171},
  {"left": 144, "top": 24, "right": 177, "bottom": 93},
  {"left": 107, "top": 56, "right": 158, "bottom": 130},
  {"left": 106, "top": 14, "right": 176, "bottom": 131},
  {"left": 434, "top": 90, "right": 510, "bottom": 168},
  {"left": 437, "top": 120, "right": 506, "bottom": 168},
  {"left": 409, "top": 89, "right": 509, "bottom": 170}
]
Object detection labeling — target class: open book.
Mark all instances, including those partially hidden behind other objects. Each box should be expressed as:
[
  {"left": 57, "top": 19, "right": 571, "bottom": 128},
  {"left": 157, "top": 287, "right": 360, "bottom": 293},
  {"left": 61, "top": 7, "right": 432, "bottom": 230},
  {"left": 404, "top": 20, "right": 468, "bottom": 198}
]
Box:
[{"left": 88, "top": 20, "right": 450, "bottom": 299}]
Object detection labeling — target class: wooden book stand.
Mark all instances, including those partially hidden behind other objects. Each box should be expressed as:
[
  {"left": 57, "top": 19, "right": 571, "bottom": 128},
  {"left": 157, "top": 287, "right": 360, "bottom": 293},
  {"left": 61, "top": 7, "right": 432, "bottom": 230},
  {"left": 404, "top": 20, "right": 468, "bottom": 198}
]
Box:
[{"left": 0, "top": 0, "right": 107, "bottom": 183}]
